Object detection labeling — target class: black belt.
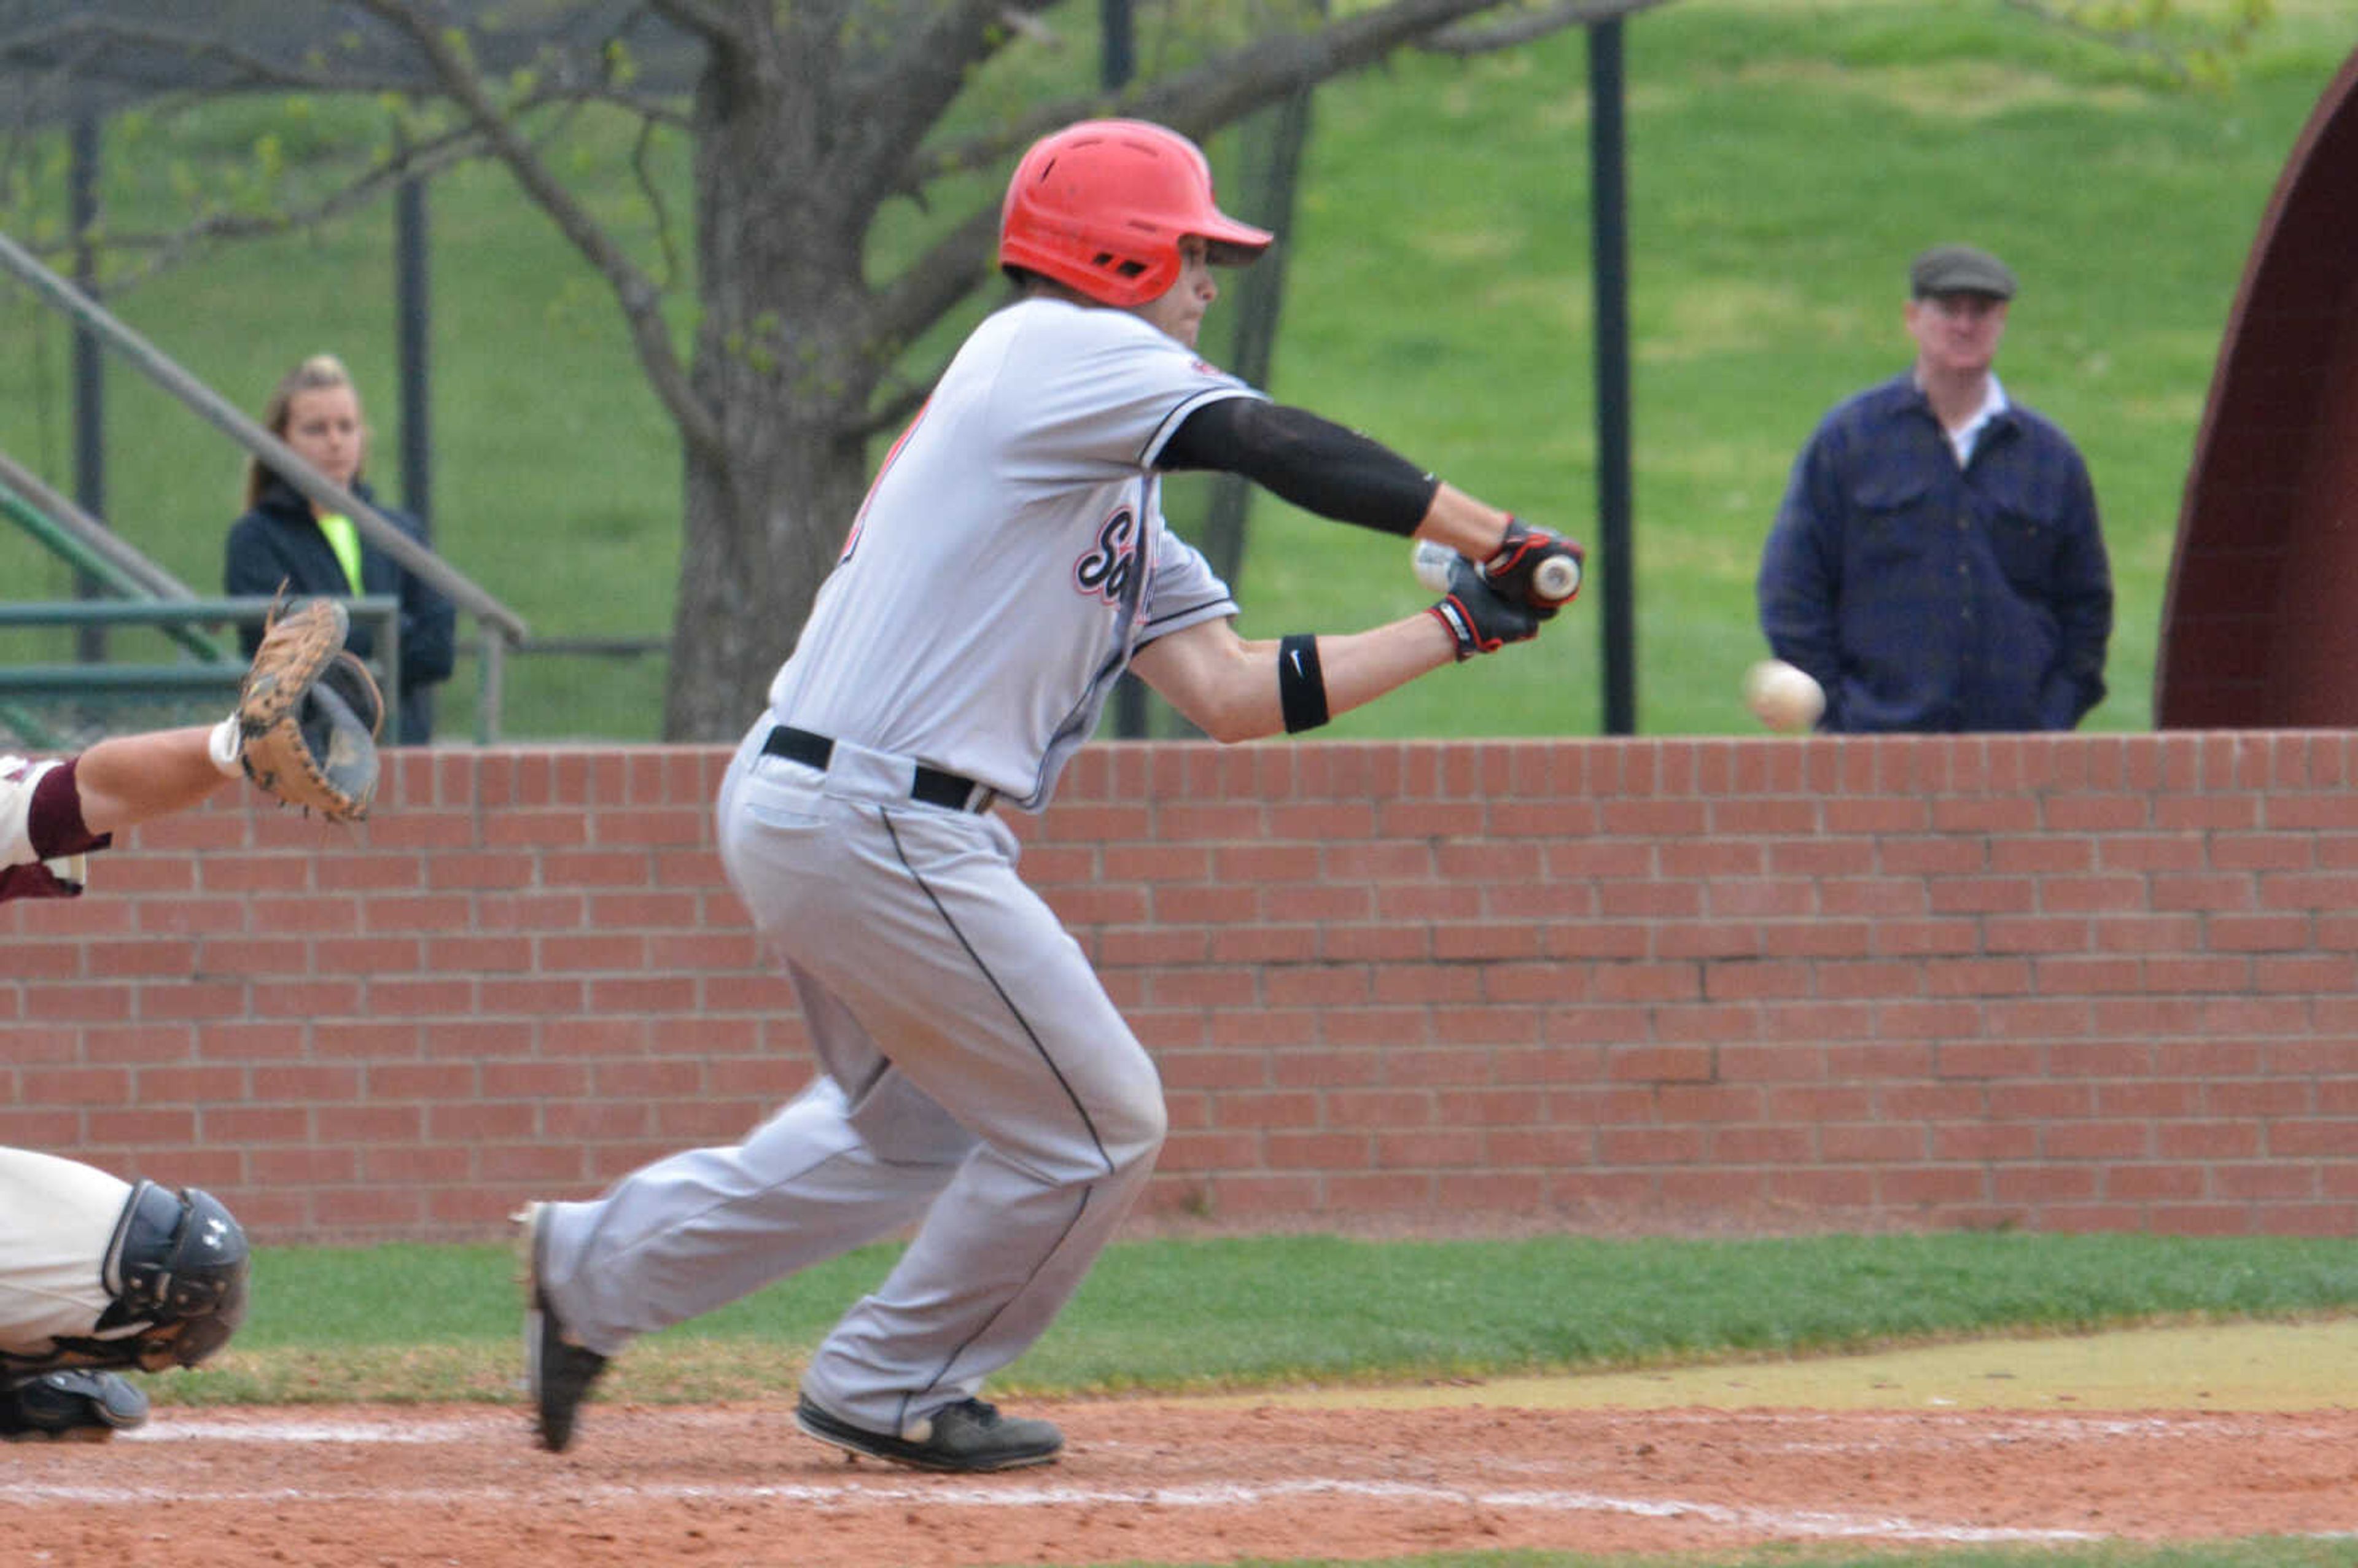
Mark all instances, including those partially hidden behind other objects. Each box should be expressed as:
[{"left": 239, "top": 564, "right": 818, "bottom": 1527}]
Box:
[{"left": 763, "top": 726, "right": 994, "bottom": 813}]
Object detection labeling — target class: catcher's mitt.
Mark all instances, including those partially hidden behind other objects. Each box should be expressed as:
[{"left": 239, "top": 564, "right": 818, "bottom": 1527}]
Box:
[
  {"left": 237, "top": 599, "right": 384, "bottom": 823},
  {"left": 237, "top": 596, "right": 349, "bottom": 734}
]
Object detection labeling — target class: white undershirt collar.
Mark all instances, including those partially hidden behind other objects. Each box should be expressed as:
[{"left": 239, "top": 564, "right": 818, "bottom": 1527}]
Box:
[{"left": 1945, "top": 373, "right": 2009, "bottom": 467}]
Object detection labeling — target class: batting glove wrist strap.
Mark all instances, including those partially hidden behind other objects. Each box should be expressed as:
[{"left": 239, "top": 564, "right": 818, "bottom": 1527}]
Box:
[{"left": 1429, "top": 557, "right": 1546, "bottom": 661}]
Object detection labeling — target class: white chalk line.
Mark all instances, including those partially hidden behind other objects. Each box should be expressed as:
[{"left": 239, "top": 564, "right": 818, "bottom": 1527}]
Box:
[
  {"left": 0, "top": 1473, "right": 2094, "bottom": 1545},
  {"left": 0, "top": 1418, "right": 2099, "bottom": 1544},
  {"left": 9, "top": 1413, "right": 2349, "bottom": 1547},
  {"left": 123, "top": 1416, "right": 483, "bottom": 1444}
]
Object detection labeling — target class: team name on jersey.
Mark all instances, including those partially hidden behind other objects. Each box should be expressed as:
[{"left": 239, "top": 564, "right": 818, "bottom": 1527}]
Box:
[{"left": 1073, "top": 505, "right": 1140, "bottom": 606}]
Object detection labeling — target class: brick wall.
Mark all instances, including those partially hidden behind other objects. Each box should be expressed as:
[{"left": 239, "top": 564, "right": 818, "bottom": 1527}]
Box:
[{"left": 4, "top": 732, "right": 2354, "bottom": 1243}]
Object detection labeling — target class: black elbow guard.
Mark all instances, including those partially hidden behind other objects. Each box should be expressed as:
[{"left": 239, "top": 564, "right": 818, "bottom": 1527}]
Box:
[{"left": 1278, "top": 634, "right": 1330, "bottom": 733}]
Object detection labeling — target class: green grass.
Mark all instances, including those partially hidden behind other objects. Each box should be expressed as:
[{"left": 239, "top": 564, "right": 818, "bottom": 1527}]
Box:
[
  {"left": 1, "top": 2, "right": 2352, "bottom": 740},
  {"left": 174, "top": 1228, "right": 2358, "bottom": 1407}
]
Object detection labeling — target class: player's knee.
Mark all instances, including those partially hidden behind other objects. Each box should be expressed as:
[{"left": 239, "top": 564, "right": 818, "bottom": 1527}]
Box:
[{"left": 1099, "top": 1092, "right": 1168, "bottom": 1175}]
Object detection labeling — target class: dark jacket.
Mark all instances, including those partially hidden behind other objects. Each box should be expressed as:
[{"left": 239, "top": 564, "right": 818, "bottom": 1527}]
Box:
[
  {"left": 1756, "top": 373, "right": 2112, "bottom": 733},
  {"left": 225, "top": 476, "right": 457, "bottom": 746}
]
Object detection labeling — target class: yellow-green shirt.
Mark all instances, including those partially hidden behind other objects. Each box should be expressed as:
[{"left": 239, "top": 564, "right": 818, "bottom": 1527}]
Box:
[{"left": 316, "top": 513, "right": 364, "bottom": 595}]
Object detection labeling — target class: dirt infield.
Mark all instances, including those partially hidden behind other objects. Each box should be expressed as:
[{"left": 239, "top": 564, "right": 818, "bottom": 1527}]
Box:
[{"left": 7, "top": 1324, "right": 2356, "bottom": 1567}]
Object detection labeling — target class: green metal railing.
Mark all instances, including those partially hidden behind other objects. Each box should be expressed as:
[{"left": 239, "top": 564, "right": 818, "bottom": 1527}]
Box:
[
  {"left": 0, "top": 483, "right": 234, "bottom": 666},
  {"left": 0, "top": 594, "right": 399, "bottom": 705}
]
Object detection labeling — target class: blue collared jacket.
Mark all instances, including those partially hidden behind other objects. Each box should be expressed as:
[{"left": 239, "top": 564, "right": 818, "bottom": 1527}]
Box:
[{"left": 1757, "top": 373, "right": 2112, "bottom": 733}]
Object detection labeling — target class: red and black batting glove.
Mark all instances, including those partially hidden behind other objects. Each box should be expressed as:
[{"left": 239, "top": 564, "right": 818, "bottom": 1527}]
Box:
[
  {"left": 1429, "top": 556, "right": 1549, "bottom": 661},
  {"left": 1482, "top": 517, "right": 1587, "bottom": 609}
]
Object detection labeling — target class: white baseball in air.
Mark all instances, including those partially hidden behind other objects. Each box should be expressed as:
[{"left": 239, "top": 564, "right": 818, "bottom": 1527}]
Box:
[
  {"left": 1533, "top": 554, "right": 1582, "bottom": 603},
  {"left": 1411, "top": 540, "right": 1460, "bottom": 594},
  {"left": 1743, "top": 659, "right": 1824, "bottom": 733}
]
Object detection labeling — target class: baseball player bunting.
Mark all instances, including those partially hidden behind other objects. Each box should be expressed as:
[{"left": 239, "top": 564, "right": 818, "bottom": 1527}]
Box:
[{"left": 518, "top": 118, "right": 1582, "bottom": 1471}]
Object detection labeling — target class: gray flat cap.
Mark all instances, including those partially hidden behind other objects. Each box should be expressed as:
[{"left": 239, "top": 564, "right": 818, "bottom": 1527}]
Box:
[{"left": 1909, "top": 244, "right": 2017, "bottom": 300}]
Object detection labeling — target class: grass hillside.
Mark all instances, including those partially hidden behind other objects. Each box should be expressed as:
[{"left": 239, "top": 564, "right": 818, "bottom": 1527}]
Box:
[{"left": 0, "top": 1, "right": 2349, "bottom": 741}]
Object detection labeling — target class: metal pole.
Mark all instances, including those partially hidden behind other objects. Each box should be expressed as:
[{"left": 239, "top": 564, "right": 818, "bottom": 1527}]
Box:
[
  {"left": 1100, "top": 0, "right": 1134, "bottom": 96},
  {"left": 395, "top": 171, "right": 432, "bottom": 531},
  {"left": 69, "top": 103, "right": 104, "bottom": 664},
  {"left": 1201, "top": 82, "right": 1315, "bottom": 594},
  {"left": 1102, "top": 0, "right": 1151, "bottom": 740},
  {"left": 395, "top": 166, "right": 437, "bottom": 742},
  {"left": 1589, "top": 19, "right": 1636, "bottom": 735}
]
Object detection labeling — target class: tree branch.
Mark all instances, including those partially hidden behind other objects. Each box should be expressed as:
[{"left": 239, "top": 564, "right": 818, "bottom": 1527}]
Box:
[
  {"left": 913, "top": 0, "right": 1614, "bottom": 193},
  {"left": 351, "top": 0, "right": 721, "bottom": 460},
  {"left": 1422, "top": 0, "right": 1678, "bottom": 55},
  {"left": 0, "top": 15, "right": 420, "bottom": 94},
  {"left": 1121, "top": 0, "right": 1620, "bottom": 138},
  {"left": 1996, "top": 0, "right": 2200, "bottom": 83},
  {"left": 631, "top": 114, "right": 687, "bottom": 289},
  {"left": 854, "top": 370, "right": 942, "bottom": 445},
  {"left": 866, "top": 200, "right": 1005, "bottom": 392},
  {"left": 645, "top": 0, "right": 752, "bottom": 51},
  {"left": 846, "top": 1, "right": 1059, "bottom": 187},
  {"left": 83, "top": 123, "right": 488, "bottom": 293},
  {"left": 871, "top": 0, "right": 1623, "bottom": 397}
]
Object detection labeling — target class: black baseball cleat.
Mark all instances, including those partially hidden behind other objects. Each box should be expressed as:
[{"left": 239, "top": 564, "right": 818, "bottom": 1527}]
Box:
[
  {"left": 516, "top": 1202, "right": 608, "bottom": 1453},
  {"left": 0, "top": 1370, "right": 150, "bottom": 1442},
  {"left": 794, "top": 1393, "right": 1063, "bottom": 1473}
]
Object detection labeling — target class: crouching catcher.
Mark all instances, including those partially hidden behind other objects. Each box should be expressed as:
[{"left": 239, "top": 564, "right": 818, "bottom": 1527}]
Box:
[{"left": 0, "top": 1148, "right": 250, "bottom": 1440}]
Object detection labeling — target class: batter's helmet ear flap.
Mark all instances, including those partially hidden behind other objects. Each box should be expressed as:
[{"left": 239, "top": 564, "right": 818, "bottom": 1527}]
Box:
[{"left": 999, "top": 119, "right": 1274, "bottom": 309}]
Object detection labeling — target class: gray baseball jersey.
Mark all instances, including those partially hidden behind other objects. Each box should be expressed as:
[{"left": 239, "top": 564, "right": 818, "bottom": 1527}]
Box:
[
  {"left": 531, "top": 296, "right": 1264, "bottom": 1441},
  {"left": 771, "top": 297, "right": 1255, "bottom": 809}
]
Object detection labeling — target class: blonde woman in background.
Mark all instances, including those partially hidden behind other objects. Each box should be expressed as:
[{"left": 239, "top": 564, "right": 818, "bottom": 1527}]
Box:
[{"left": 224, "top": 354, "right": 456, "bottom": 745}]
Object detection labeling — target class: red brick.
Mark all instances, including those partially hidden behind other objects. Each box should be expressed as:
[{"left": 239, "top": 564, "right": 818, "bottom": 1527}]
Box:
[
  {"left": 1821, "top": 1124, "right": 1926, "bottom": 1163},
  {"left": 1265, "top": 1132, "right": 1371, "bottom": 1170},
  {"left": 1597, "top": 1126, "right": 1706, "bottom": 1165}
]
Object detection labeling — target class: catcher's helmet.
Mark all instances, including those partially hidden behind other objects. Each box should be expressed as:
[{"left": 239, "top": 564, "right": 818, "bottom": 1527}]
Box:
[
  {"left": 96, "top": 1182, "right": 250, "bottom": 1370},
  {"left": 999, "top": 119, "right": 1272, "bottom": 308}
]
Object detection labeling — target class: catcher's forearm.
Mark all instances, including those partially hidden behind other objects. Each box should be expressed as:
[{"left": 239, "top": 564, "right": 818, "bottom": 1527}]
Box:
[{"left": 71, "top": 728, "right": 240, "bottom": 839}]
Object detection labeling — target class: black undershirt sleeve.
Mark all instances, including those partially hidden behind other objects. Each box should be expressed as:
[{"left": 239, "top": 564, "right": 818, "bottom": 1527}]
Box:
[{"left": 1161, "top": 398, "right": 1438, "bottom": 538}]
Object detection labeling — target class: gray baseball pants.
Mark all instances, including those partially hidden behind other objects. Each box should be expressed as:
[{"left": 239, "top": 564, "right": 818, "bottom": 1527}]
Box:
[{"left": 532, "top": 725, "right": 1167, "bottom": 1437}]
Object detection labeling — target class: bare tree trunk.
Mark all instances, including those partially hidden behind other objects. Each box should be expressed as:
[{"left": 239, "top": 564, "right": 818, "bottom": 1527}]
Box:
[
  {"left": 660, "top": 42, "right": 882, "bottom": 741},
  {"left": 665, "top": 422, "right": 868, "bottom": 740}
]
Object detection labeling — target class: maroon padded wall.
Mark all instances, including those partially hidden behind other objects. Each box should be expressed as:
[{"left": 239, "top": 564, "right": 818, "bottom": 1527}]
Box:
[{"left": 2158, "top": 47, "right": 2358, "bottom": 726}]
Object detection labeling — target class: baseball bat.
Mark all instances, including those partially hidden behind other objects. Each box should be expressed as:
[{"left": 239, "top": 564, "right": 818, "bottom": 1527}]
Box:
[
  {"left": 1532, "top": 553, "right": 1581, "bottom": 604},
  {"left": 1411, "top": 540, "right": 1582, "bottom": 606}
]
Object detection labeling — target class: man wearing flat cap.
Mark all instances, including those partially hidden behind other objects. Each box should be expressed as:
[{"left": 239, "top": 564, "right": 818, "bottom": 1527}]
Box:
[{"left": 1755, "top": 244, "right": 2112, "bottom": 732}]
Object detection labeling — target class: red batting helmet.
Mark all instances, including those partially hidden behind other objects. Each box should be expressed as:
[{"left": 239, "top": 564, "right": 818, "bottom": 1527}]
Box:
[{"left": 998, "top": 119, "right": 1274, "bottom": 309}]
